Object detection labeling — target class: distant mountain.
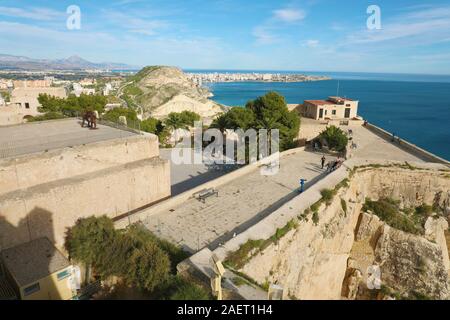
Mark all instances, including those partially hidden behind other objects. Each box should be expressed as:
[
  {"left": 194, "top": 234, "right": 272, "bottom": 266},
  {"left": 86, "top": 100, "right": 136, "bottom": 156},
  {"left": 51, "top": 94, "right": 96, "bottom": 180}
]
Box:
[{"left": 0, "top": 54, "right": 139, "bottom": 71}]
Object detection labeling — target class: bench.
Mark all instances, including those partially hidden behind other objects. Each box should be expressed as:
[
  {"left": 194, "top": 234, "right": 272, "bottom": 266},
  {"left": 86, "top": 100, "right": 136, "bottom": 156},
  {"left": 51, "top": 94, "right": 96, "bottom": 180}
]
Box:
[{"left": 193, "top": 188, "right": 219, "bottom": 203}]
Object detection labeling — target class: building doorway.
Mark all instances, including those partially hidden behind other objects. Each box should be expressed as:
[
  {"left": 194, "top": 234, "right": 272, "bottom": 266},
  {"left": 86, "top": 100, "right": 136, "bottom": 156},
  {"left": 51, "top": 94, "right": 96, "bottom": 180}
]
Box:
[
  {"left": 344, "top": 108, "right": 351, "bottom": 118},
  {"left": 319, "top": 108, "right": 323, "bottom": 119}
]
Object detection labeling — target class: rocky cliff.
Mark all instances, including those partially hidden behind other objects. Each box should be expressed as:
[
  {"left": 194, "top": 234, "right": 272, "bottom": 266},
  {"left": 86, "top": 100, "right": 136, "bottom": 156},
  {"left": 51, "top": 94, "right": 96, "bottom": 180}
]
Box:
[
  {"left": 121, "top": 66, "right": 227, "bottom": 120},
  {"left": 233, "top": 166, "right": 450, "bottom": 300}
]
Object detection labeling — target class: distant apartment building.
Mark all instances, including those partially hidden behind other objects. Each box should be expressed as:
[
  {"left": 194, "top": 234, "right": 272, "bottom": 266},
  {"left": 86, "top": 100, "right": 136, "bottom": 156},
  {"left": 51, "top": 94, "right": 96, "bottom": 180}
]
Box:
[
  {"left": 73, "top": 83, "right": 95, "bottom": 97},
  {"left": 301, "top": 96, "right": 359, "bottom": 120},
  {"left": 0, "top": 79, "right": 13, "bottom": 89},
  {"left": 13, "top": 79, "right": 52, "bottom": 88},
  {"left": 10, "top": 87, "right": 67, "bottom": 117},
  {"left": 103, "top": 83, "right": 113, "bottom": 96},
  {"left": 79, "top": 78, "right": 96, "bottom": 86}
]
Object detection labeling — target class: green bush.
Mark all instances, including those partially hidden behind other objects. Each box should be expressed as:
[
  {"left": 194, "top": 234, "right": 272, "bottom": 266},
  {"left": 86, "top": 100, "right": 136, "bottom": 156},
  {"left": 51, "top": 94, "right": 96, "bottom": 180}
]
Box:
[
  {"left": 319, "top": 126, "right": 348, "bottom": 152},
  {"left": 312, "top": 211, "right": 319, "bottom": 226},
  {"left": 103, "top": 107, "right": 138, "bottom": 123},
  {"left": 127, "top": 241, "right": 171, "bottom": 292},
  {"left": 27, "top": 112, "right": 66, "bottom": 122},
  {"left": 164, "top": 111, "right": 201, "bottom": 130},
  {"left": 320, "top": 189, "right": 336, "bottom": 205},
  {"left": 168, "top": 277, "right": 210, "bottom": 300},
  {"left": 341, "top": 198, "right": 347, "bottom": 216},
  {"left": 363, "top": 198, "right": 423, "bottom": 235},
  {"left": 65, "top": 216, "right": 116, "bottom": 267}
]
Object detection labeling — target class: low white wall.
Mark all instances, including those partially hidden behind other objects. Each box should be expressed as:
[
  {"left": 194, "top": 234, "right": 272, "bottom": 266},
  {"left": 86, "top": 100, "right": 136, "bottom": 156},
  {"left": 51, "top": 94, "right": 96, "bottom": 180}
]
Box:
[{"left": 365, "top": 122, "right": 449, "bottom": 165}]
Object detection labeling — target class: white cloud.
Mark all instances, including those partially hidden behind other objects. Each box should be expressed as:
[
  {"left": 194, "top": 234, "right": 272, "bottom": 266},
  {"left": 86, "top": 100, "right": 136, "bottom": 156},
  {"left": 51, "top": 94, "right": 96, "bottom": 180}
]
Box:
[
  {"left": 252, "top": 26, "right": 278, "bottom": 45},
  {"left": 101, "top": 10, "right": 169, "bottom": 36},
  {"left": 304, "top": 39, "right": 319, "bottom": 47},
  {"left": 0, "top": 6, "right": 63, "bottom": 21},
  {"left": 346, "top": 5, "right": 450, "bottom": 45},
  {"left": 273, "top": 8, "right": 306, "bottom": 23}
]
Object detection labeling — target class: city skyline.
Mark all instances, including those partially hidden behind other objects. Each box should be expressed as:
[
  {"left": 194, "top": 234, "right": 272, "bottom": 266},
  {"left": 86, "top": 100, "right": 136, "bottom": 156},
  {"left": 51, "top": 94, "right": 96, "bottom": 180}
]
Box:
[{"left": 1, "top": 0, "right": 450, "bottom": 74}]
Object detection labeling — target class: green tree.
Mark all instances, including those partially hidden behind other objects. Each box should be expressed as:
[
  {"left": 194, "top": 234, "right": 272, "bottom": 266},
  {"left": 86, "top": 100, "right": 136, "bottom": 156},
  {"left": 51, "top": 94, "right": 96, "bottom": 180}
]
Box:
[
  {"left": 319, "top": 125, "right": 348, "bottom": 152},
  {"left": 103, "top": 107, "right": 138, "bottom": 123},
  {"left": 127, "top": 241, "right": 171, "bottom": 292},
  {"left": 140, "top": 117, "right": 163, "bottom": 134},
  {"left": 38, "top": 93, "right": 107, "bottom": 117},
  {"left": 64, "top": 216, "right": 116, "bottom": 267},
  {"left": 211, "top": 107, "right": 255, "bottom": 131},
  {"left": 164, "top": 111, "right": 201, "bottom": 130},
  {"left": 245, "top": 91, "right": 300, "bottom": 150}
]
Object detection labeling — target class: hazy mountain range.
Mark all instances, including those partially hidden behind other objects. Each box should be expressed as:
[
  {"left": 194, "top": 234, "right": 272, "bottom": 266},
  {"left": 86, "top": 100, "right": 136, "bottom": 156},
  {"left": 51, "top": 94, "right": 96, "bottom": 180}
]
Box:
[{"left": 0, "top": 54, "right": 138, "bottom": 71}]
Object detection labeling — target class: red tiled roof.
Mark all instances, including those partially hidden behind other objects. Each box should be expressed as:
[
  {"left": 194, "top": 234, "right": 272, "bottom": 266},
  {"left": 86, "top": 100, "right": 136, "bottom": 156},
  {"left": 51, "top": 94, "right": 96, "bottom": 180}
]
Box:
[{"left": 304, "top": 100, "right": 335, "bottom": 106}]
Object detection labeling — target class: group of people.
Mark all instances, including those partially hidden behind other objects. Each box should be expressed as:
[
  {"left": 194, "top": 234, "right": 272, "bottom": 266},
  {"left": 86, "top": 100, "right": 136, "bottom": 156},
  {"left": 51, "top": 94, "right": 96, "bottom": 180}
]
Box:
[{"left": 321, "top": 155, "right": 343, "bottom": 173}]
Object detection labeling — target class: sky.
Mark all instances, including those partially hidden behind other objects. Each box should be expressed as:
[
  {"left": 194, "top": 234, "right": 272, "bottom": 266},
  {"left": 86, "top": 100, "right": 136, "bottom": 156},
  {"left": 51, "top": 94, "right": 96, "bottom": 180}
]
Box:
[{"left": 1, "top": 0, "right": 450, "bottom": 74}]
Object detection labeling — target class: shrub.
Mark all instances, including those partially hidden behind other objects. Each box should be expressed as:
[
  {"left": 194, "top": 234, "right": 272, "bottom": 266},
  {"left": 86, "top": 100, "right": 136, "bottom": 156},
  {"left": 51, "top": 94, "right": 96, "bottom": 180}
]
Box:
[
  {"left": 226, "top": 239, "right": 264, "bottom": 269},
  {"left": 127, "top": 241, "right": 171, "bottom": 292},
  {"left": 320, "top": 189, "right": 336, "bottom": 205},
  {"left": 363, "top": 198, "right": 423, "bottom": 235},
  {"left": 27, "top": 112, "right": 66, "bottom": 122},
  {"left": 341, "top": 199, "right": 348, "bottom": 216},
  {"left": 65, "top": 216, "right": 116, "bottom": 267},
  {"left": 312, "top": 211, "right": 319, "bottom": 225},
  {"left": 167, "top": 277, "right": 210, "bottom": 300},
  {"left": 319, "top": 126, "right": 348, "bottom": 152},
  {"left": 103, "top": 107, "right": 138, "bottom": 124}
]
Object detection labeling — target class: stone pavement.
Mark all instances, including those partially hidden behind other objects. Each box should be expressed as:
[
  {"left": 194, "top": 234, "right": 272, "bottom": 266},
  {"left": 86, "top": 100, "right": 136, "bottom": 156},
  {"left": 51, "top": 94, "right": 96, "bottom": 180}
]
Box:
[
  {"left": 0, "top": 119, "right": 136, "bottom": 159},
  {"left": 159, "top": 148, "right": 235, "bottom": 195},
  {"left": 348, "top": 125, "right": 425, "bottom": 163},
  {"left": 143, "top": 125, "right": 426, "bottom": 254},
  {"left": 144, "top": 149, "right": 335, "bottom": 253}
]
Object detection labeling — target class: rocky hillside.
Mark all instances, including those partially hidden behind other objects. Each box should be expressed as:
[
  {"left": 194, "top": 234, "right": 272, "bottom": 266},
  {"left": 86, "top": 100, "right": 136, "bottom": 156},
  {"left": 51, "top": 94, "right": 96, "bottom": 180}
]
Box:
[
  {"left": 121, "top": 66, "right": 227, "bottom": 121},
  {"left": 233, "top": 165, "right": 450, "bottom": 300}
]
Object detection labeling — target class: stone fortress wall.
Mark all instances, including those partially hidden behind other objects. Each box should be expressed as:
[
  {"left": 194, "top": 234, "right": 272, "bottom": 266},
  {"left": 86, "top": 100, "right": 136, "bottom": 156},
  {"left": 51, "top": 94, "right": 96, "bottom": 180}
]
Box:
[{"left": 0, "top": 134, "right": 170, "bottom": 250}]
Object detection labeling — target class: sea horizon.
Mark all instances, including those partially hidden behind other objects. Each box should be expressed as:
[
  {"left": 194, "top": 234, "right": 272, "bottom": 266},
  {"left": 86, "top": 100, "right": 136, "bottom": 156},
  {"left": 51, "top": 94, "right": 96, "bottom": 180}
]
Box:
[{"left": 204, "top": 77, "right": 450, "bottom": 161}]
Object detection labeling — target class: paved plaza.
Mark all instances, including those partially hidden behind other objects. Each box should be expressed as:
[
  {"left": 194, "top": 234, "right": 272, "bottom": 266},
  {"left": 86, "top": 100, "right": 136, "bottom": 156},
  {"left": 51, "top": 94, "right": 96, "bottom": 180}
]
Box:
[
  {"left": 144, "top": 149, "right": 336, "bottom": 253},
  {"left": 0, "top": 119, "right": 136, "bottom": 159},
  {"left": 143, "top": 125, "right": 426, "bottom": 253}
]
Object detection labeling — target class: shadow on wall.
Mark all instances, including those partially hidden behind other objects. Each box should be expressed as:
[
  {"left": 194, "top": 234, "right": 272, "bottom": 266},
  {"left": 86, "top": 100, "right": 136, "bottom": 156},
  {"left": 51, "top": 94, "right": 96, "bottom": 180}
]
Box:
[
  {"left": 0, "top": 207, "right": 55, "bottom": 249},
  {"left": 0, "top": 207, "right": 65, "bottom": 300}
]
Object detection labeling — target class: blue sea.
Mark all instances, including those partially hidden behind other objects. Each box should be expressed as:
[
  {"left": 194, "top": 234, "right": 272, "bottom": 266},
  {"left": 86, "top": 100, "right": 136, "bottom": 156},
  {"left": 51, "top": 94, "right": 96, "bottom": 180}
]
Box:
[{"left": 187, "top": 71, "right": 450, "bottom": 161}]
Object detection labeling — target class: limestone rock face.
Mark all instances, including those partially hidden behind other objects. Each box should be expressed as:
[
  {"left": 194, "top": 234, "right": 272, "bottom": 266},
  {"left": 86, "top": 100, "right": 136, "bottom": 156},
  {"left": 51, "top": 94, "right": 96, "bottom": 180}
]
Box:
[
  {"left": 424, "top": 217, "right": 450, "bottom": 271},
  {"left": 345, "top": 269, "right": 363, "bottom": 299},
  {"left": 123, "top": 66, "right": 227, "bottom": 120},
  {"left": 355, "top": 211, "right": 383, "bottom": 242},
  {"left": 375, "top": 225, "right": 449, "bottom": 299}
]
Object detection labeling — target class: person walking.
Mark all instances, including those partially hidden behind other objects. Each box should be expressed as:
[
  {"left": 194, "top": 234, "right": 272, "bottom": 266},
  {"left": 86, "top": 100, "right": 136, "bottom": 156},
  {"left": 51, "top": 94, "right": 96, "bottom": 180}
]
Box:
[
  {"left": 299, "top": 179, "right": 307, "bottom": 193},
  {"left": 321, "top": 155, "right": 326, "bottom": 169}
]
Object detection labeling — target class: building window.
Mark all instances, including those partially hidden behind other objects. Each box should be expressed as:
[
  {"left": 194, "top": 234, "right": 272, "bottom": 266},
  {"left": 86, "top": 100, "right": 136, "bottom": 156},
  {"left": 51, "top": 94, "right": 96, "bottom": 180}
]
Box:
[
  {"left": 332, "top": 110, "right": 336, "bottom": 115},
  {"left": 57, "top": 269, "right": 71, "bottom": 281},
  {"left": 25, "top": 103, "right": 30, "bottom": 109},
  {"left": 23, "top": 283, "right": 40, "bottom": 296},
  {"left": 346, "top": 104, "right": 351, "bottom": 107},
  {"left": 325, "top": 110, "right": 328, "bottom": 115}
]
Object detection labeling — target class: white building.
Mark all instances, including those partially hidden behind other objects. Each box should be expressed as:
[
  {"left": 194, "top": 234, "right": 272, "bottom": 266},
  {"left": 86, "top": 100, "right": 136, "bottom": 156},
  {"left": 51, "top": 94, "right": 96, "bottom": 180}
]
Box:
[
  {"left": 73, "top": 83, "right": 95, "bottom": 97},
  {"left": 103, "top": 83, "right": 113, "bottom": 96},
  {"left": 301, "top": 96, "right": 359, "bottom": 120},
  {"left": 10, "top": 87, "right": 68, "bottom": 117}
]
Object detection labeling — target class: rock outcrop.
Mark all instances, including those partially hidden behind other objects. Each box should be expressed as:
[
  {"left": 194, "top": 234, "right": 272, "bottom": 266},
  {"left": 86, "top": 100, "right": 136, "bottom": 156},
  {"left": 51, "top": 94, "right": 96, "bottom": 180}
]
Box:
[
  {"left": 231, "top": 166, "right": 450, "bottom": 300},
  {"left": 122, "top": 66, "right": 227, "bottom": 121},
  {"left": 375, "top": 225, "right": 449, "bottom": 299}
]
